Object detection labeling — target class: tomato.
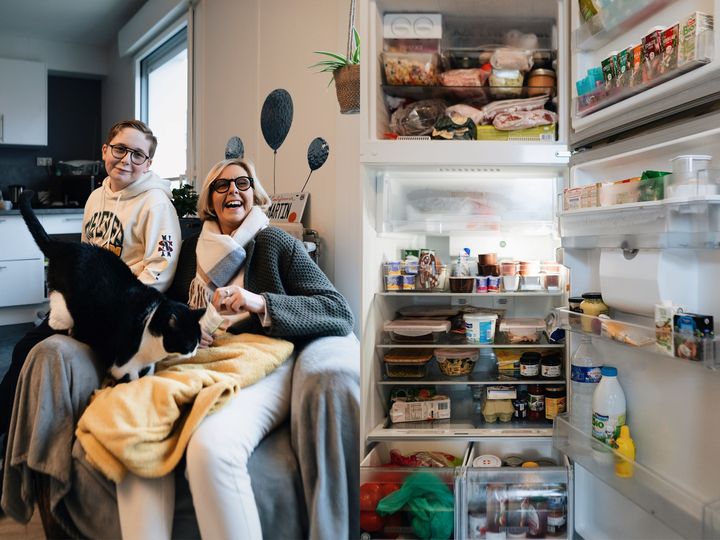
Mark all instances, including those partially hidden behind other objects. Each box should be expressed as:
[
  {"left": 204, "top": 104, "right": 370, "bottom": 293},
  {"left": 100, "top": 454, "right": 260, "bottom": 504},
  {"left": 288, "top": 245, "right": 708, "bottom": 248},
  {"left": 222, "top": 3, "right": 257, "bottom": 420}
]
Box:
[
  {"left": 359, "top": 483, "right": 382, "bottom": 511},
  {"left": 481, "top": 62, "right": 492, "bottom": 72},
  {"left": 380, "top": 483, "right": 401, "bottom": 498},
  {"left": 360, "top": 511, "right": 384, "bottom": 532}
]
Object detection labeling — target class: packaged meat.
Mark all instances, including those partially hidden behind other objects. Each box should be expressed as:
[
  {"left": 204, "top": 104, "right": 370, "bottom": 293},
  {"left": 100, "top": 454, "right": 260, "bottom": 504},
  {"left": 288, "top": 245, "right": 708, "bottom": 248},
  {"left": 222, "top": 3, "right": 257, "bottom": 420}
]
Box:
[
  {"left": 490, "top": 47, "right": 534, "bottom": 72},
  {"left": 480, "top": 95, "right": 549, "bottom": 123},
  {"left": 439, "top": 68, "right": 490, "bottom": 87},
  {"left": 493, "top": 109, "right": 557, "bottom": 131}
]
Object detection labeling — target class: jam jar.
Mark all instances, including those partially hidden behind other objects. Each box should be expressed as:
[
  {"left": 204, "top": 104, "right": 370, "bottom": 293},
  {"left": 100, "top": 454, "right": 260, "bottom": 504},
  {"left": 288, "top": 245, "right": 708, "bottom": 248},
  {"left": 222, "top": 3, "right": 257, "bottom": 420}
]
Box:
[
  {"left": 579, "top": 292, "right": 609, "bottom": 333},
  {"left": 519, "top": 352, "right": 541, "bottom": 378},
  {"left": 541, "top": 353, "right": 562, "bottom": 379},
  {"left": 545, "top": 386, "right": 566, "bottom": 421}
]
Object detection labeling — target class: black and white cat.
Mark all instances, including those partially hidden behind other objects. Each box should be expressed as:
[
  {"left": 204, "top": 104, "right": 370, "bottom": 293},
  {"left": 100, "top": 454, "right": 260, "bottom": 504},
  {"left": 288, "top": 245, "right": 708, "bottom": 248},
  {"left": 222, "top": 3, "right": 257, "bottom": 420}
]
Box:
[{"left": 19, "top": 191, "right": 203, "bottom": 380}]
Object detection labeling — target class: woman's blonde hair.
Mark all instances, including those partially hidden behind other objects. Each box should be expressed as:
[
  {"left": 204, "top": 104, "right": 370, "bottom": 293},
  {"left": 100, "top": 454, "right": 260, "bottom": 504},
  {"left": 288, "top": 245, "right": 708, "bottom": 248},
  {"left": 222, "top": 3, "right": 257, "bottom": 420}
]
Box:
[{"left": 196, "top": 157, "right": 272, "bottom": 221}]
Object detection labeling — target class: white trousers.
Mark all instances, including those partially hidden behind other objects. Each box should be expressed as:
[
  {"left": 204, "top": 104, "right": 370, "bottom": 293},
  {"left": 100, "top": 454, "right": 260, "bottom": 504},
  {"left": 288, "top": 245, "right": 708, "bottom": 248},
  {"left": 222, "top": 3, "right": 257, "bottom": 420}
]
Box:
[{"left": 117, "top": 357, "right": 294, "bottom": 540}]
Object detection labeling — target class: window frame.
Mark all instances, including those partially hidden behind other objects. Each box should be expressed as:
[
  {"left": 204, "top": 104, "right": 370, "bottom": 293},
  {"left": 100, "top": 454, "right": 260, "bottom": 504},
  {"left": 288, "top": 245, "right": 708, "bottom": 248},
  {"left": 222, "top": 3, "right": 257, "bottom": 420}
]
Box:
[{"left": 139, "top": 27, "right": 188, "bottom": 125}]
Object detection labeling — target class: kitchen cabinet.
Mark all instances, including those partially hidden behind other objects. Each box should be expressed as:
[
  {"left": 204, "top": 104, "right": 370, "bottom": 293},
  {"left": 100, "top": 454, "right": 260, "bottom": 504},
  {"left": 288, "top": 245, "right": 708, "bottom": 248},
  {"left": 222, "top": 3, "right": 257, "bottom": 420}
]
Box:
[
  {"left": 0, "top": 58, "right": 48, "bottom": 146},
  {"left": 0, "top": 212, "right": 82, "bottom": 308}
]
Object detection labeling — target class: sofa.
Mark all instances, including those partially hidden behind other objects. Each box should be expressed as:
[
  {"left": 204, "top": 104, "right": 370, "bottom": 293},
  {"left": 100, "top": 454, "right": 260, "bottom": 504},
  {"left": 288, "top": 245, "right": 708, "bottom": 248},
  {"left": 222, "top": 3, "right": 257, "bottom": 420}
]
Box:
[{"left": 2, "top": 232, "right": 360, "bottom": 539}]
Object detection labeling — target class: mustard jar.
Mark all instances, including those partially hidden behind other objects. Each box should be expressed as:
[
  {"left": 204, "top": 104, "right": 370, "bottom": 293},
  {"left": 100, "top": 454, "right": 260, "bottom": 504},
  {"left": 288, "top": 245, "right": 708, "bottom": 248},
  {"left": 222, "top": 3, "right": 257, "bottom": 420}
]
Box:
[{"left": 579, "top": 292, "right": 609, "bottom": 333}]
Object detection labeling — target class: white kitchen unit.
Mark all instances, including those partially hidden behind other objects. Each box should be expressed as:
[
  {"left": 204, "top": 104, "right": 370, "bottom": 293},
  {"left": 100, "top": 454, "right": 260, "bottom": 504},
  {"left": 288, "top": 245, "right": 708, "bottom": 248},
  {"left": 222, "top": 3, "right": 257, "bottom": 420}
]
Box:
[
  {"left": 0, "top": 58, "right": 48, "bottom": 146},
  {"left": 0, "top": 211, "right": 83, "bottom": 325},
  {"left": 359, "top": 0, "right": 720, "bottom": 538}
]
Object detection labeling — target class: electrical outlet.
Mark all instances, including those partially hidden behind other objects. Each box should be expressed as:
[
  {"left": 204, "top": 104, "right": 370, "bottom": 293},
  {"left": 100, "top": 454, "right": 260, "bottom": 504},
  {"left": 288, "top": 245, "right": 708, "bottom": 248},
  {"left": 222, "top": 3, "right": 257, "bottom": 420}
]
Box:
[{"left": 36, "top": 157, "right": 52, "bottom": 166}]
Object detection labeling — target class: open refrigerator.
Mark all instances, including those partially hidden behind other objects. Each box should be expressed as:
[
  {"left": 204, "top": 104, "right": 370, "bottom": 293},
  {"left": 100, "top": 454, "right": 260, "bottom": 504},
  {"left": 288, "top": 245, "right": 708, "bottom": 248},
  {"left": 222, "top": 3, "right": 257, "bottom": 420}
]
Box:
[{"left": 359, "top": 0, "right": 720, "bottom": 539}]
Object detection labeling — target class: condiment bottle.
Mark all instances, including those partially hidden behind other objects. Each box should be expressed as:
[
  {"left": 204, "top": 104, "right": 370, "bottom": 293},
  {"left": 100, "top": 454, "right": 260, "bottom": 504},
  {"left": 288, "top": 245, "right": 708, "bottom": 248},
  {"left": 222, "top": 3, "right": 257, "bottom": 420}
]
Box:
[
  {"left": 527, "top": 384, "right": 545, "bottom": 421},
  {"left": 579, "top": 292, "right": 609, "bottom": 333},
  {"left": 615, "top": 424, "right": 636, "bottom": 478},
  {"left": 545, "top": 386, "right": 566, "bottom": 422},
  {"left": 545, "top": 489, "right": 566, "bottom": 537}
]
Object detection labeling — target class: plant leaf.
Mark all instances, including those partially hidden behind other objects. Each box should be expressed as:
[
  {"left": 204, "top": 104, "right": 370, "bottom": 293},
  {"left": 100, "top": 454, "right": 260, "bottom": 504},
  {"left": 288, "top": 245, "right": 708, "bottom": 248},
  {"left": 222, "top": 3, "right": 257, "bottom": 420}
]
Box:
[{"left": 313, "top": 50, "right": 349, "bottom": 63}]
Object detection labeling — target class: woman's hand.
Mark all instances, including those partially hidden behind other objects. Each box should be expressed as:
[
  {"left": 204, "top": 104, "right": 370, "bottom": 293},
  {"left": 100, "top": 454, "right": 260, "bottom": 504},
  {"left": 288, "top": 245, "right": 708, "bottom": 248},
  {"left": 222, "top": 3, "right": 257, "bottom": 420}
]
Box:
[
  {"left": 199, "top": 328, "right": 214, "bottom": 349},
  {"left": 212, "top": 285, "right": 266, "bottom": 315}
]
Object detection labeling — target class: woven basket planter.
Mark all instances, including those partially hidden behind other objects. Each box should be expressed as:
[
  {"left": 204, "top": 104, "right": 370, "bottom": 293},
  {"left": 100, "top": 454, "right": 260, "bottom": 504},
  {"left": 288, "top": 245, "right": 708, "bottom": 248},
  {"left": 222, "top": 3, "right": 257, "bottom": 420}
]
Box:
[{"left": 333, "top": 64, "right": 360, "bottom": 114}]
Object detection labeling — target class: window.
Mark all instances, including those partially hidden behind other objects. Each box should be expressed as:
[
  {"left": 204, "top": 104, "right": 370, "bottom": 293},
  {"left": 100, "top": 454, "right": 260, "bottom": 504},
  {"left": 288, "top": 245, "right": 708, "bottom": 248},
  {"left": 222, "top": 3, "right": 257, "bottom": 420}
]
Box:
[{"left": 140, "top": 27, "right": 188, "bottom": 183}]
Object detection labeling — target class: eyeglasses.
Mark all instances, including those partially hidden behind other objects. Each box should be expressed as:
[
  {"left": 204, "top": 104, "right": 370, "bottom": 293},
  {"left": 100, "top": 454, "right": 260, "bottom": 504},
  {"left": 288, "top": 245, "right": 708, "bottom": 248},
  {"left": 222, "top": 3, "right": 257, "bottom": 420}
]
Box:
[
  {"left": 108, "top": 144, "right": 150, "bottom": 165},
  {"left": 211, "top": 176, "right": 254, "bottom": 193}
]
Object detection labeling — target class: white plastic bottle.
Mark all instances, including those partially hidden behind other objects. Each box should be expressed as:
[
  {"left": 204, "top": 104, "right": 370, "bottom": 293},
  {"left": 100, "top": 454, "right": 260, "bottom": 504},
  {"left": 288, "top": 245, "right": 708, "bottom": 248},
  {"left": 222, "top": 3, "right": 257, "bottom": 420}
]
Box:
[
  {"left": 592, "top": 366, "right": 627, "bottom": 447},
  {"left": 570, "top": 338, "right": 602, "bottom": 436}
]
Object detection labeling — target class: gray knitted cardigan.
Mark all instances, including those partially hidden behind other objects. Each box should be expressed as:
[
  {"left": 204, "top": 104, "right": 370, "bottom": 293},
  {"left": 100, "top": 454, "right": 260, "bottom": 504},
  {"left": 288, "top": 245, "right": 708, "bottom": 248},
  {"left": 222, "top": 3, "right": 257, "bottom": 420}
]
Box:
[{"left": 170, "top": 226, "right": 354, "bottom": 341}]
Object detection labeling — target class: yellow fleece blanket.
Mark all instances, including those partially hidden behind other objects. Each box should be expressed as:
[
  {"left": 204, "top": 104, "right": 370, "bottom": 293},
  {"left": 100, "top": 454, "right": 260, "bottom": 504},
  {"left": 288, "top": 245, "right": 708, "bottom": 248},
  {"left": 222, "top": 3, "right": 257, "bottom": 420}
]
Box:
[{"left": 76, "top": 333, "right": 294, "bottom": 483}]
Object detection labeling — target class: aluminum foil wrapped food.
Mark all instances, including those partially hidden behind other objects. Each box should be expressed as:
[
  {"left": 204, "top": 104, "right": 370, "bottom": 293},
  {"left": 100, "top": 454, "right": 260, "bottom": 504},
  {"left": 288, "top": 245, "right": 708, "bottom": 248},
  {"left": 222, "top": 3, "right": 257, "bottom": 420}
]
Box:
[{"left": 389, "top": 99, "right": 448, "bottom": 136}]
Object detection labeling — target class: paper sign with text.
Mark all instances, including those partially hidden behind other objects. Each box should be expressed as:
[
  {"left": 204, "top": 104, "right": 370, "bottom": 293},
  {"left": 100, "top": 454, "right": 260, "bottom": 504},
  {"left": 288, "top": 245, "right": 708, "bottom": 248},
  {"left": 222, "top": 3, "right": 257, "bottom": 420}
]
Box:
[{"left": 268, "top": 192, "right": 308, "bottom": 223}]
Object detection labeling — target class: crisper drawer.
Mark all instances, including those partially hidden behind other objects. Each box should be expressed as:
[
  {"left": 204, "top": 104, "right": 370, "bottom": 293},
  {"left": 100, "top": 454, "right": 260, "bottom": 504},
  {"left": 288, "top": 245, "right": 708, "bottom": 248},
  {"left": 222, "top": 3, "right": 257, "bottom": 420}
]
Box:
[
  {"left": 0, "top": 216, "right": 41, "bottom": 259},
  {"left": 41, "top": 213, "right": 84, "bottom": 235},
  {"left": 0, "top": 258, "right": 45, "bottom": 307},
  {"left": 462, "top": 439, "right": 571, "bottom": 540},
  {"left": 360, "top": 440, "right": 470, "bottom": 540}
]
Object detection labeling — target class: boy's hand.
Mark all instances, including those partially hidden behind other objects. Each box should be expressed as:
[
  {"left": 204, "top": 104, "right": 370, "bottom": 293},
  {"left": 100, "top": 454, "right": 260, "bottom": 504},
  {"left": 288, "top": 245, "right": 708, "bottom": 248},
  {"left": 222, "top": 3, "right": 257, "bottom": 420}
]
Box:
[
  {"left": 199, "top": 328, "right": 214, "bottom": 348},
  {"left": 213, "top": 286, "right": 266, "bottom": 315}
]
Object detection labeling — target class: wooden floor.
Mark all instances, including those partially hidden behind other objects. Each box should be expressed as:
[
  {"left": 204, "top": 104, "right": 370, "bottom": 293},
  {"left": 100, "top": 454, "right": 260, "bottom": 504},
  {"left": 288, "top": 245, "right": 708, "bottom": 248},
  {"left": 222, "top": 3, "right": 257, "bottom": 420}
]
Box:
[{"left": 0, "top": 510, "right": 44, "bottom": 539}]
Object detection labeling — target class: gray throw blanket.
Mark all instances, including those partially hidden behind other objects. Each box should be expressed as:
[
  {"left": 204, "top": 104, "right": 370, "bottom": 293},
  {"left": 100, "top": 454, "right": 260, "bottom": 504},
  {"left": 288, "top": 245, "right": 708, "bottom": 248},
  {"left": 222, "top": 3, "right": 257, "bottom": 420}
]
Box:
[{"left": 1, "top": 335, "right": 120, "bottom": 539}]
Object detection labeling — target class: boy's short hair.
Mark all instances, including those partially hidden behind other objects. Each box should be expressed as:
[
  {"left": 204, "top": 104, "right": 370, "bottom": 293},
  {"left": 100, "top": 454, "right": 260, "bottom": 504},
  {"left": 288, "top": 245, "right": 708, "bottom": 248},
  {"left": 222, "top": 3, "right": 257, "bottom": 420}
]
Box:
[
  {"left": 197, "top": 157, "right": 272, "bottom": 221},
  {"left": 105, "top": 120, "right": 158, "bottom": 158}
]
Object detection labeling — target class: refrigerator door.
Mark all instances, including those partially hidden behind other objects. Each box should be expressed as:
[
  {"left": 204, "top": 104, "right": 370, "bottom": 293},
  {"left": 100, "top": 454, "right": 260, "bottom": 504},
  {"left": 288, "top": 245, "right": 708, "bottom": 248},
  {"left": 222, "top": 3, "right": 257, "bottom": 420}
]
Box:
[
  {"left": 560, "top": 108, "right": 720, "bottom": 537},
  {"left": 570, "top": 0, "right": 720, "bottom": 146}
]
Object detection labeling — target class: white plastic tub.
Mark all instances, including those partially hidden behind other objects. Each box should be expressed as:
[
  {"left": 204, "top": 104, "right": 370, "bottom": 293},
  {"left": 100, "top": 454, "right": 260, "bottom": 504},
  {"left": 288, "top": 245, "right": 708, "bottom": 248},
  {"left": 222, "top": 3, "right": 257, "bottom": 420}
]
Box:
[{"left": 464, "top": 313, "right": 498, "bottom": 344}]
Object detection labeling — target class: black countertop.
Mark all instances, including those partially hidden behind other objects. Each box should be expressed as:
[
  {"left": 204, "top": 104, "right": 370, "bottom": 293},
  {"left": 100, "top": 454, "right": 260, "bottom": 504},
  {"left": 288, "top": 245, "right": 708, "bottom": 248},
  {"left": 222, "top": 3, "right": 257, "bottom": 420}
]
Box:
[{"left": 0, "top": 207, "right": 84, "bottom": 215}]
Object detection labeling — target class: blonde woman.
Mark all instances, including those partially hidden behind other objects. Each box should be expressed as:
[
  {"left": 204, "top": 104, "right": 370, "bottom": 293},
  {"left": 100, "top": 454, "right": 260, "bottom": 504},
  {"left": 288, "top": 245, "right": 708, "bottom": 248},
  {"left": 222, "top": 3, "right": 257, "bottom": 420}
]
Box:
[{"left": 116, "top": 157, "right": 355, "bottom": 539}]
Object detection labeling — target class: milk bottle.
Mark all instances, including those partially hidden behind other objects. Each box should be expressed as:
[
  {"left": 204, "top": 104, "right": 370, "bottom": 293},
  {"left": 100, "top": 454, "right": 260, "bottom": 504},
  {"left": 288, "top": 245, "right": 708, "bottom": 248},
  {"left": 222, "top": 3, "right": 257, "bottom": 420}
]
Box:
[{"left": 591, "top": 366, "right": 626, "bottom": 447}]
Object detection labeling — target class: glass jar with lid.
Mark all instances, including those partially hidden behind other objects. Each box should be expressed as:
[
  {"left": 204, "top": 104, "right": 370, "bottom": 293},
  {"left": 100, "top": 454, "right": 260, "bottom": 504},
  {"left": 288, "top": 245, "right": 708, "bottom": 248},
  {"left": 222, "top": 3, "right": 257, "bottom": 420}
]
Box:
[
  {"left": 527, "top": 68, "right": 556, "bottom": 97},
  {"left": 579, "top": 292, "right": 609, "bottom": 333},
  {"left": 545, "top": 386, "right": 566, "bottom": 421},
  {"left": 519, "top": 352, "right": 541, "bottom": 378}
]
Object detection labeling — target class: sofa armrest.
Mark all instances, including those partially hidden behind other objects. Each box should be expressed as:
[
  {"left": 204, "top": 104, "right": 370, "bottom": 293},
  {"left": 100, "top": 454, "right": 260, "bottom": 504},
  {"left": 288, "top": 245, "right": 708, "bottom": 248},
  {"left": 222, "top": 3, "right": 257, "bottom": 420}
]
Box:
[{"left": 290, "top": 333, "right": 360, "bottom": 540}]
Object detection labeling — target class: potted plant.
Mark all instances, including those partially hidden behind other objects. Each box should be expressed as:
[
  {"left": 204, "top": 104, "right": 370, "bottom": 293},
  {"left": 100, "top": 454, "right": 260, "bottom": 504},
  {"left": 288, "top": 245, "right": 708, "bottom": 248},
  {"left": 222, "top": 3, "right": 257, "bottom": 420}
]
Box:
[
  {"left": 310, "top": 26, "right": 360, "bottom": 114},
  {"left": 172, "top": 183, "right": 201, "bottom": 239}
]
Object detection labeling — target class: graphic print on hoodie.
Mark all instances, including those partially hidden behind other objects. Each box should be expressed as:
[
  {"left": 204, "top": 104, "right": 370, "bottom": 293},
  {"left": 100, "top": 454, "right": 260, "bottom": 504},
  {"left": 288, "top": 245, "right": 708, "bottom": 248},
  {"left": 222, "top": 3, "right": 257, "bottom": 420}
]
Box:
[{"left": 82, "top": 170, "right": 182, "bottom": 292}]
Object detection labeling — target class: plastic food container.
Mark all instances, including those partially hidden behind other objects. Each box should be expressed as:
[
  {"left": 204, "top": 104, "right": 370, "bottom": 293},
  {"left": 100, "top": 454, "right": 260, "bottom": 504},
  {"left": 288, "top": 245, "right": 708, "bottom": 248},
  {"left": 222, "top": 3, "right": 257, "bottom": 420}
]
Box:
[
  {"left": 489, "top": 69, "right": 524, "bottom": 98},
  {"left": 464, "top": 313, "right": 498, "bottom": 344},
  {"left": 434, "top": 348, "right": 479, "bottom": 376},
  {"left": 449, "top": 276, "right": 475, "bottom": 293},
  {"left": 383, "top": 349, "right": 433, "bottom": 378},
  {"left": 526, "top": 68, "right": 556, "bottom": 97},
  {"left": 500, "top": 318, "right": 545, "bottom": 344},
  {"left": 384, "top": 319, "right": 451, "bottom": 343},
  {"left": 382, "top": 52, "right": 440, "bottom": 85}
]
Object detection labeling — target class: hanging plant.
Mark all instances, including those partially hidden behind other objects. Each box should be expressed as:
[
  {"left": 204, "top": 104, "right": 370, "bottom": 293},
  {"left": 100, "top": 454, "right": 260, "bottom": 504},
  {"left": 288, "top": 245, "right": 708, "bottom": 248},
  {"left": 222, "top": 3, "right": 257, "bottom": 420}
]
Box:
[{"left": 309, "top": 1, "right": 360, "bottom": 114}]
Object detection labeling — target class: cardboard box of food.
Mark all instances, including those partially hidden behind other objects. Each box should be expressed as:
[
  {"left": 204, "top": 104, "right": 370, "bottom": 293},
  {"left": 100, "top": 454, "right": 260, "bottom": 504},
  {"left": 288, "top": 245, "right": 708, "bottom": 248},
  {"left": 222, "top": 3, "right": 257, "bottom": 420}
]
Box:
[
  {"left": 599, "top": 177, "right": 641, "bottom": 207},
  {"left": 390, "top": 397, "right": 451, "bottom": 423}
]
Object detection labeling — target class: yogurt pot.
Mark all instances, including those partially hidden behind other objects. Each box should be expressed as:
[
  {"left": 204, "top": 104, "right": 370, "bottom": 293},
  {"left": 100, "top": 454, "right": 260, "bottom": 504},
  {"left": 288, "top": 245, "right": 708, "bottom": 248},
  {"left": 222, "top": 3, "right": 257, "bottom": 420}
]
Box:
[
  {"left": 475, "top": 275, "right": 489, "bottom": 293},
  {"left": 465, "top": 313, "right": 498, "bottom": 343},
  {"left": 473, "top": 454, "right": 503, "bottom": 467},
  {"left": 502, "top": 275, "right": 520, "bottom": 292}
]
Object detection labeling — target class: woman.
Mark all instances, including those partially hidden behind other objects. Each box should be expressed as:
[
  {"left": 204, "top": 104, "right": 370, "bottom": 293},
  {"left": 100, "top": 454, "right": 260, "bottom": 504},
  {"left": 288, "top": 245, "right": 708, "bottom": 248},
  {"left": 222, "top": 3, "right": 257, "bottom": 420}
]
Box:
[{"left": 116, "top": 157, "right": 354, "bottom": 539}]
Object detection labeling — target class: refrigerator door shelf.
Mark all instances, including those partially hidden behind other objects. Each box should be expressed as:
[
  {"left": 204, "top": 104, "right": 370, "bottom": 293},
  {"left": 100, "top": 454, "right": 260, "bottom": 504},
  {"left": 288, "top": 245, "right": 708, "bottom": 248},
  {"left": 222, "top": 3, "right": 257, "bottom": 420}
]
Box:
[
  {"left": 553, "top": 414, "right": 720, "bottom": 539},
  {"left": 573, "top": 0, "right": 674, "bottom": 52},
  {"left": 554, "top": 308, "right": 720, "bottom": 370},
  {"left": 559, "top": 197, "right": 720, "bottom": 249}
]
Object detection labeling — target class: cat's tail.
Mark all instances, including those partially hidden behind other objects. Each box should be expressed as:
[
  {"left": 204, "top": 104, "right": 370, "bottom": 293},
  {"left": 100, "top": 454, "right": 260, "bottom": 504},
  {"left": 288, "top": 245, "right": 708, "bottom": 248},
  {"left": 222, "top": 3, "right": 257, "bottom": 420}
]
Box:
[{"left": 18, "top": 190, "right": 53, "bottom": 254}]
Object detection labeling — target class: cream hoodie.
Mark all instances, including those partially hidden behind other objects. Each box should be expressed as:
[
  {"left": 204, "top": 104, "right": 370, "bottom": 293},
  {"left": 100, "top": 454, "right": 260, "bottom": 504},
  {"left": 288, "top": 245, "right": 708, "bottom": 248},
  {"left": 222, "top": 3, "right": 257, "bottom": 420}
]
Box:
[{"left": 82, "top": 171, "right": 181, "bottom": 292}]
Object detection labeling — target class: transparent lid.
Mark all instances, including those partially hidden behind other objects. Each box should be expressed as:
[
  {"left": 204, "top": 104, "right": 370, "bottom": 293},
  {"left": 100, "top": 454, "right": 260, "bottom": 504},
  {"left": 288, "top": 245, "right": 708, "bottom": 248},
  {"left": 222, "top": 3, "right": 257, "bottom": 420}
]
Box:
[
  {"left": 434, "top": 348, "right": 480, "bottom": 360},
  {"left": 384, "top": 319, "right": 451, "bottom": 333},
  {"left": 499, "top": 317, "right": 545, "bottom": 332}
]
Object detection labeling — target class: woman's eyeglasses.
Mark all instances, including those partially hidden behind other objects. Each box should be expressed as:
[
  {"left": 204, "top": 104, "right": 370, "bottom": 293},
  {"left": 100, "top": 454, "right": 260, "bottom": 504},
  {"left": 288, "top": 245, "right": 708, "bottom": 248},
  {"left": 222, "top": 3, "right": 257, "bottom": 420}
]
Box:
[
  {"left": 108, "top": 144, "right": 150, "bottom": 165},
  {"left": 211, "top": 176, "right": 254, "bottom": 193}
]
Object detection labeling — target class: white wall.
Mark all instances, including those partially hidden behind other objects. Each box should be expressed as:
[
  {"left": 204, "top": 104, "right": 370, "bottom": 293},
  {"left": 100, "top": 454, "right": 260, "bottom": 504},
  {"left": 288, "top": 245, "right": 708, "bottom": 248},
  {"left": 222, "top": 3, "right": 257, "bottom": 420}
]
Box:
[
  {"left": 0, "top": 32, "right": 108, "bottom": 75},
  {"left": 193, "top": 0, "right": 361, "bottom": 329}
]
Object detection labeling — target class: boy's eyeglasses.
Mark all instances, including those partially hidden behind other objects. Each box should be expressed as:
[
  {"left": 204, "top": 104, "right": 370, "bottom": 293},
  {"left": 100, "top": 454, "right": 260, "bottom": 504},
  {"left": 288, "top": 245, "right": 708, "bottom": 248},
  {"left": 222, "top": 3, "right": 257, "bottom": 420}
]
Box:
[
  {"left": 211, "top": 176, "right": 254, "bottom": 193},
  {"left": 108, "top": 144, "right": 150, "bottom": 165}
]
